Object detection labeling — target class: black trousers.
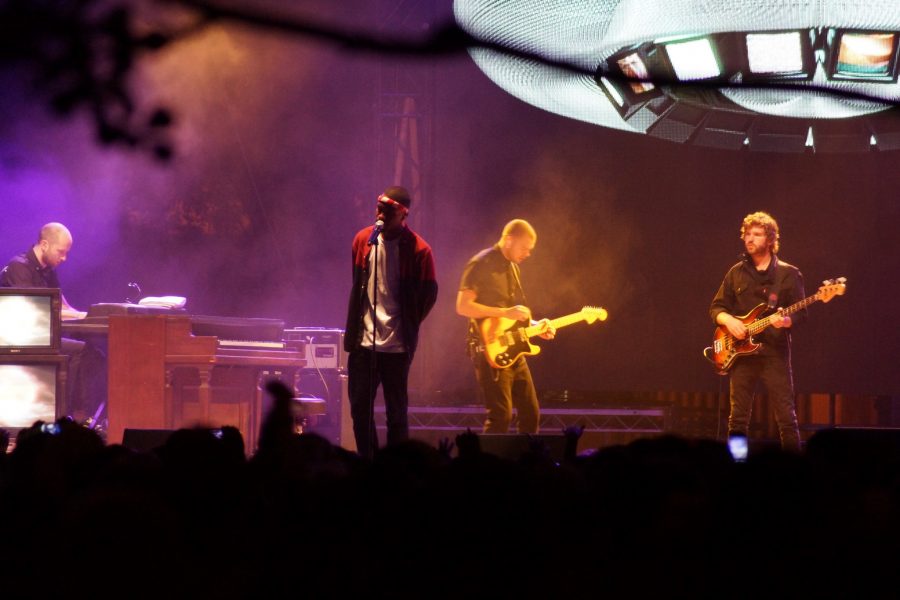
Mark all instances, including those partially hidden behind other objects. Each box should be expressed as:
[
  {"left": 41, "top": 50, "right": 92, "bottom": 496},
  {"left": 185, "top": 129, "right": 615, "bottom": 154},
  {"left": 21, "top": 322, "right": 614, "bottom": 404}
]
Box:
[
  {"left": 473, "top": 354, "right": 540, "bottom": 434},
  {"left": 60, "top": 337, "right": 107, "bottom": 421},
  {"left": 728, "top": 348, "right": 800, "bottom": 451},
  {"left": 60, "top": 337, "right": 85, "bottom": 416},
  {"left": 347, "top": 348, "right": 411, "bottom": 459}
]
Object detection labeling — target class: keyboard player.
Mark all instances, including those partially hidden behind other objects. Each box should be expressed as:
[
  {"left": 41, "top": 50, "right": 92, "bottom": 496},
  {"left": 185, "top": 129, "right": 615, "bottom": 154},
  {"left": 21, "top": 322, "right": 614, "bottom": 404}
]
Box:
[{"left": 1, "top": 222, "right": 106, "bottom": 424}]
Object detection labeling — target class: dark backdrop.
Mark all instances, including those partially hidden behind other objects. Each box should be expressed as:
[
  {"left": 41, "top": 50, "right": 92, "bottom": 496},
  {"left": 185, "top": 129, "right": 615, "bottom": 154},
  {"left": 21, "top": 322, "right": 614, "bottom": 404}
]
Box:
[{"left": 1, "top": 1, "right": 896, "bottom": 398}]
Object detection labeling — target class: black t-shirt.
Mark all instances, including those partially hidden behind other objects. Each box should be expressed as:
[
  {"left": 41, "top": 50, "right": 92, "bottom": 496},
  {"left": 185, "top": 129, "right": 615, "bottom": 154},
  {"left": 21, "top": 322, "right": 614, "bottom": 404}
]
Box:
[
  {"left": 459, "top": 244, "right": 525, "bottom": 309},
  {"left": 459, "top": 245, "right": 526, "bottom": 343},
  {"left": 0, "top": 248, "right": 61, "bottom": 288}
]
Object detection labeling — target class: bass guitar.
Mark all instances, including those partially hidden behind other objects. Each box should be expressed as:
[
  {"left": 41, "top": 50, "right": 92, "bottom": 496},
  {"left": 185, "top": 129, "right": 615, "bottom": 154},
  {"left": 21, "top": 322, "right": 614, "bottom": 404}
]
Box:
[
  {"left": 703, "top": 277, "right": 846, "bottom": 374},
  {"left": 479, "top": 306, "right": 608, "bottom": 369}
]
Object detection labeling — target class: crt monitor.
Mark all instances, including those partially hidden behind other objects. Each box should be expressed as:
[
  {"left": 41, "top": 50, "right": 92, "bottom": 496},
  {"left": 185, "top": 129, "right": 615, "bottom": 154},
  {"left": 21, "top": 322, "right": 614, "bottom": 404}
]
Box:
[
  {"left": 617, "top": 50, "right": 657, "bottom": 95},
  {"left": 0, "top": 287, "right": 62, "bottom": 354},
  {"left": 743, "top": 30, "right": 814, "bottom": 80},
  {"left": 661, "top": 36, "right": 722, "bottom": 81},
  {"left": 0, "top": 362, "right": 59, "bottom": 429},
  {"left": 597, "top": 46, "right": 664, "bottom": 118},
  {"left": 829, "top": 30, "right": 899, "bottom": 82}
]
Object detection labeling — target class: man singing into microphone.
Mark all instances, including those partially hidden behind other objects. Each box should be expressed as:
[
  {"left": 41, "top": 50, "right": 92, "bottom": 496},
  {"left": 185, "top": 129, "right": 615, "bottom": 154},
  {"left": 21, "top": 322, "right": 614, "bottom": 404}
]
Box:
[{"left": 344, "top": 186, "right": 437, "bottom": 459}]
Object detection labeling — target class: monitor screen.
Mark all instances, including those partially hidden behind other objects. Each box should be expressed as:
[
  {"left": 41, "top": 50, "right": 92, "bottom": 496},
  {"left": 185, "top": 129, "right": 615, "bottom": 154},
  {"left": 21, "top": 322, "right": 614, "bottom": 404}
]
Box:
[
  {"left": 616, "top": 52, "right": 656, "bottom": 94},
  {"left": 746, "top": 31, "right": 806, "bottom": 75},
  {"left": 0, "top": 288, "right": 61, "bottom": 354},
  {"left": 664, "top": 37, "right": 721, "bottom": 81},
  {"left": 598, "top": 47, "right": 665, "bottom": 119},
  {"left": 0, "top": 363, "right": 57, "bottom": 428},
  {"left": 834, "top": 32, "right": 897, "bottom": 80}
]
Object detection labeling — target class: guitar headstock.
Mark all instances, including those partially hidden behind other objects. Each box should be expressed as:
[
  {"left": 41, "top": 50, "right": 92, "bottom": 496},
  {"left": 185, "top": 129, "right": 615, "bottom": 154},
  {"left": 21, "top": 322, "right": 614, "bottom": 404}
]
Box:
[
  {"left": 817, "top": 277, "right": 847, "bottom": 303},
  {"left": 581, "top": 306, "right": 608, "bottom": 323}
]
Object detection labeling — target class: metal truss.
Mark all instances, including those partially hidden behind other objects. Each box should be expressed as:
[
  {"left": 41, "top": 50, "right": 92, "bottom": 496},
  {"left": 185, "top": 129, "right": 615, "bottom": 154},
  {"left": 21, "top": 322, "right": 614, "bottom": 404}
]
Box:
[
  {"left": 374, "top": 0, "right": 438, "bottom": 387},
  {"left": 374, "top": 405, "right": 669, "bottom": 433},
  {"left": 374, "top": 0, "right": 436, "bottom": 235}
]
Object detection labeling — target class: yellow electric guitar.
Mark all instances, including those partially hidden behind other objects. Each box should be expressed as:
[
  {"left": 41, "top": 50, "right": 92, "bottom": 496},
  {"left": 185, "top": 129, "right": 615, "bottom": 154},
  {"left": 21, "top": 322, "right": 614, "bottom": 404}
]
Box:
[
  {"left": 479, "top": 306, "right": 608, "bottom": 368},
  {"left": 703, "top": 277, "right": 847, "bottom": 374}
]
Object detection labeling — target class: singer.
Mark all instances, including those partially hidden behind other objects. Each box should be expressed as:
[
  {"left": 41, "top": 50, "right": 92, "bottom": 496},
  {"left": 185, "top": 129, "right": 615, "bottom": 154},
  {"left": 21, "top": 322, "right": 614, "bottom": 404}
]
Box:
[
  {"left": 344, "top": 186, "right": 437, "bottom": 459},
  {"left": 709, "top": 211, "right": 806, "bottom": 451}
]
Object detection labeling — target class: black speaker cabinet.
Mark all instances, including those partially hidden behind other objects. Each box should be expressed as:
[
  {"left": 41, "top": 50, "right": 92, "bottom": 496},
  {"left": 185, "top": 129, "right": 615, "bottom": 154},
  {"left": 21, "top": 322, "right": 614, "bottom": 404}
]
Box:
[{"left": 122, "top": 428, "right": 175, "bottom": 453}]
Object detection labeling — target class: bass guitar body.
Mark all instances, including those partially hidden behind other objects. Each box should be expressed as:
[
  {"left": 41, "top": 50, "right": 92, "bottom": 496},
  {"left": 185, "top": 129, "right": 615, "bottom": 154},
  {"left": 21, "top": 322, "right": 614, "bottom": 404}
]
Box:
[{"left": 703, "top": 303, "right": 768, "bottom": 374}]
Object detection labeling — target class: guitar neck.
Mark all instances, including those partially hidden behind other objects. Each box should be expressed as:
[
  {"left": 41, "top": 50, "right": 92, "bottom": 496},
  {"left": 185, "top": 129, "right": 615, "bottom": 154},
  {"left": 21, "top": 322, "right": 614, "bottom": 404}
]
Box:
[
  {"left": 523, "top": 312, "right": 586, "bottom": 338},
  {"left": 747, "top": 294, "right": 819, "bottom": 335}
]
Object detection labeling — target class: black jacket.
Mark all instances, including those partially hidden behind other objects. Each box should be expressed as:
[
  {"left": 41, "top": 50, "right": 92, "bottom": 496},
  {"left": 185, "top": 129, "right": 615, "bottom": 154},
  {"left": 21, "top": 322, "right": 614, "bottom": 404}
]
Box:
[{"left": 710, "top": 254, "right": 806, "bottom": 351}]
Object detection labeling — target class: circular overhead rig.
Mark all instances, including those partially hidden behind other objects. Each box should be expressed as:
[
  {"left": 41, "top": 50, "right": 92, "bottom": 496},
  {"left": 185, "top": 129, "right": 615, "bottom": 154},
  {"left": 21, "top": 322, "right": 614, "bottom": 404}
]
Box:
[{"left": 454, "top": 0, "right": 900, "bottom": 152}]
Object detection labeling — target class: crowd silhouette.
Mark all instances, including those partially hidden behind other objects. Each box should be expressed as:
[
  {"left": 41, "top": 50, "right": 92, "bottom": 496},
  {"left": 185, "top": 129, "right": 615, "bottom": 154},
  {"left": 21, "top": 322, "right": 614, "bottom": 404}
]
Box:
[{"left": 1, "top": 380, "right": 897, "bottom": 598}]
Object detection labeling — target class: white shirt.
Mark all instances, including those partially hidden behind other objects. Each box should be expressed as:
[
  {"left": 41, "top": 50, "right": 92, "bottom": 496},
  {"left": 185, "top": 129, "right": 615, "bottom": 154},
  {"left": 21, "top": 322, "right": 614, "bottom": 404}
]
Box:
[{"left": 361, "top": 234, "right": 406, "bottom": 352}]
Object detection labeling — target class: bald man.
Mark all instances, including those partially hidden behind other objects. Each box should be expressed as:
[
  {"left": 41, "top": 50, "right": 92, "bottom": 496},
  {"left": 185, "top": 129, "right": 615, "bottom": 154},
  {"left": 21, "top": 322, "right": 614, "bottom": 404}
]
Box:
[
  {"left": 1, "top": 222, "right": 86, "bottom": 319},
  {"left": 2, "top": 222, "right": 102, "bottom": 421},
  {"left": 457, "top": 219, "right": 555, "bottom": 434}
]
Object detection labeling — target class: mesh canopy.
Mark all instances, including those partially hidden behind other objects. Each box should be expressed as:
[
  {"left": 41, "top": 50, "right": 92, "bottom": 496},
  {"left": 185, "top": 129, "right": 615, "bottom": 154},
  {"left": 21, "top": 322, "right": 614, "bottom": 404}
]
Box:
[{"left": 455, "top": 0, "right": 900, "bottom": 145}]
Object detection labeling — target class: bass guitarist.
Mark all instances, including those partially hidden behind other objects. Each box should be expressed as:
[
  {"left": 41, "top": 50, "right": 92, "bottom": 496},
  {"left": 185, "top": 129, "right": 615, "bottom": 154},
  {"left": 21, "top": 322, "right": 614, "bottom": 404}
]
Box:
[
  {"left": 456, "top": 219, "right": 555, "bottom": 434},
  {"left": 709, "top": 211, "right": 806, "bottom": 451}
]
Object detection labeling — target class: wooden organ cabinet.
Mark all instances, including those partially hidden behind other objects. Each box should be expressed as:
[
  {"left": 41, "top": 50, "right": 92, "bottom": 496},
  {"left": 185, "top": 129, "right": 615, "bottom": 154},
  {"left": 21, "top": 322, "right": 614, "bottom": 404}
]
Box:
[{"left": 69, "top": 312, "right": 306, "bottom": 452}]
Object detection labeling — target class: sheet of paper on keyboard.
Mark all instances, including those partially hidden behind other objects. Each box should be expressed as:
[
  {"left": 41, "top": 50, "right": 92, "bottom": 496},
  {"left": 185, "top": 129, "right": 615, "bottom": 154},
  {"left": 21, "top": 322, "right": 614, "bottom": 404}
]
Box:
[{"left": 138, "top": 296, "right": 187, "bottom": 309}]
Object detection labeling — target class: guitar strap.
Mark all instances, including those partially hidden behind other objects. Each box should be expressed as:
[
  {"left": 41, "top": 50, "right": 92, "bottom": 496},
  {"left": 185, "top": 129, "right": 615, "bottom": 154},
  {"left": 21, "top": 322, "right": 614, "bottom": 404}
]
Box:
[{"left": 509, "top": 262, "right": 526, "bottom": 305}]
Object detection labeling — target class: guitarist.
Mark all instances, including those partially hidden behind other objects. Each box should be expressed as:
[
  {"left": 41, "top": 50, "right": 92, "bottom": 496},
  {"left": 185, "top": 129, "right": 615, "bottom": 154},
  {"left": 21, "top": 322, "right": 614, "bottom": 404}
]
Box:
[
  {"left": 709, "top": 211, "right": 806, "bottom": 451},
  {"left": 456, "top": 219, "right": 555, "bottom": 434}
]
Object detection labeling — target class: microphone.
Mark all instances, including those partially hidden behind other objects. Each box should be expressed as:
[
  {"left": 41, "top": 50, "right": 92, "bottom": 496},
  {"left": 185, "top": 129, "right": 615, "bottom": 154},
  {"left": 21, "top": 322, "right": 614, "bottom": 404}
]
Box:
[
  {"left": 126, "top": 281, "right": 142, "bottom": 304},
  {"left": 367, "top": 220, "right": 384, "bottom": 246}
]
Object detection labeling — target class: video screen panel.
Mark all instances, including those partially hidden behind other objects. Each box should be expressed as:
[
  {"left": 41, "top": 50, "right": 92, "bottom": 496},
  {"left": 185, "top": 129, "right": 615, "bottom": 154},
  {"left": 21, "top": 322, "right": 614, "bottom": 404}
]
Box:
[
  {"left": 0, "top": 288, "right": 61, "bottom": 354},
  {"left": 0, "top": 295, "right": 53, "bottom": 347},
  {"left": 616, "top": 52, "right": 656, "bottom": 94},
  {"left": 834, "top": 32, "right": 897, "bottom": 80},
  {"left": 664, "top": 38, "right": 721, "bottom": 81},
  {"left": 746, "top": 31, "right": 805, "bottom": 75},
  {"left": 0, "top": 363, "right": 57, "bottom": 428}
]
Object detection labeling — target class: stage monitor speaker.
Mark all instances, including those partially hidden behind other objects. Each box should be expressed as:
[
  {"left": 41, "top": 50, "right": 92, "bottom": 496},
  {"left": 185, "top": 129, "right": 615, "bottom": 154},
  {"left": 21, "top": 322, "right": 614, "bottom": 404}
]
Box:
[
  {"left": 122, "top": 428, "right": 175, "bottom": 453},
  {"left": 476, "top": 433, "right": 567, "bottom": 462}
]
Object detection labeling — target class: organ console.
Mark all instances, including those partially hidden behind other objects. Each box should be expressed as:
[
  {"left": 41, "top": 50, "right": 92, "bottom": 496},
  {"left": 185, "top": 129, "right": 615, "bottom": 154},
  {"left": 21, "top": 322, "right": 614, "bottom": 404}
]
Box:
[{"left": 62, "top": 304, "right": 307, "bottom": 453}]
